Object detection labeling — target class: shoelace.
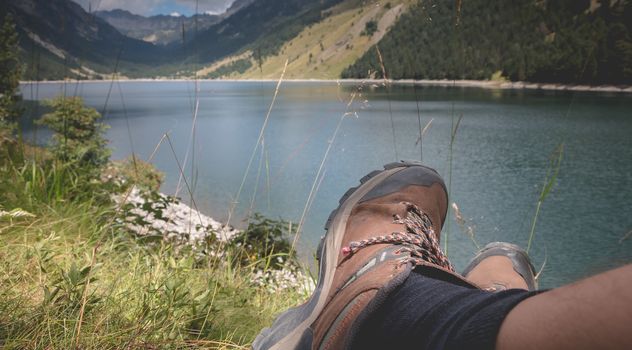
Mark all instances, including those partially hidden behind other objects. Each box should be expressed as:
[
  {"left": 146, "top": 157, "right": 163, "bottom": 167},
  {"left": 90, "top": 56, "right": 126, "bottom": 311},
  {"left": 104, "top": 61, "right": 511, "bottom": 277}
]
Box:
[{"left": 341, "top": 202, "right": 454, "bottom": 272}]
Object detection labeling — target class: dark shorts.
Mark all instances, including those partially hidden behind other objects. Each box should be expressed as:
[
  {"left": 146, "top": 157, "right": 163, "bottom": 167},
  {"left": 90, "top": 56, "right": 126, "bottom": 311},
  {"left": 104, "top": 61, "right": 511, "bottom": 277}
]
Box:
[{"left": 352, "top": 268, "right": 538, "bottom": 350}]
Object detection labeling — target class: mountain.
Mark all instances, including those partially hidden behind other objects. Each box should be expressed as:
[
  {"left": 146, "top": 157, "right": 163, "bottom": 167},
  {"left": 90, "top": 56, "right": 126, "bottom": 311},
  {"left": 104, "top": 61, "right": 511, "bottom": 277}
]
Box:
[
  {"left": 95, "top": 9, "right": 221, "bottom": 46},
  {"left": 5, "top": 0, "right": 630, "bottom": 84},
  {"left": 181, "top": 0, "right": 346, "bottom": 65},
  {"left": 223, "top": 0, "right": 258, "bottom": 17},
  {"left": 231, "top": 0, "right": 416, "bottom": 79},
  {"left": 3, "top": 0, "right": 346, "bottom": 79},
  {"left": 341, "top": 0, "right": 632, "bottom": 84},
  {"left": 1, "top": 0, "right": 166, "bottom": 80}
]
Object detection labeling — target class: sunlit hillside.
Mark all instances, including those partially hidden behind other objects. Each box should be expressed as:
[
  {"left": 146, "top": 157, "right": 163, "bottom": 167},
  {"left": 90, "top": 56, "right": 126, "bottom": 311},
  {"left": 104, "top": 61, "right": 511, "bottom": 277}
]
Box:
[{"left": 200, "top": 0, "right": 415, "bottom": 79}]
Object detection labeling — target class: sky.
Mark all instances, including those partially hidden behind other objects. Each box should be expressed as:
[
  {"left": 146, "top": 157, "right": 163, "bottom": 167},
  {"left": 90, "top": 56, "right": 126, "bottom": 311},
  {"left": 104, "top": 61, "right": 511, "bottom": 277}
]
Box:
[{"left": 73, "top": 0, "right": 237, "bottom": 16}]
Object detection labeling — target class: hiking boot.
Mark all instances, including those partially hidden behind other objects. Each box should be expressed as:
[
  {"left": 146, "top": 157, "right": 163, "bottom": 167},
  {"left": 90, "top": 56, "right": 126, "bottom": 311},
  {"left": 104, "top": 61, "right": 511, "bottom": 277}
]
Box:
[
  {"left": 253, "top": 161, "right": 474, "bottom": 350},
  {"left": 462, "top": 242, "right": 538, "bottom": 292}
]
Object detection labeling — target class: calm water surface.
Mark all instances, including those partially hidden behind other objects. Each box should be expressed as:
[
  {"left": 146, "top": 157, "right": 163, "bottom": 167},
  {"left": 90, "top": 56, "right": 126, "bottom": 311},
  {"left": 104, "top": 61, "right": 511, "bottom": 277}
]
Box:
[{"left": 20, "top": 81, "right": 632, "bottom": 289}]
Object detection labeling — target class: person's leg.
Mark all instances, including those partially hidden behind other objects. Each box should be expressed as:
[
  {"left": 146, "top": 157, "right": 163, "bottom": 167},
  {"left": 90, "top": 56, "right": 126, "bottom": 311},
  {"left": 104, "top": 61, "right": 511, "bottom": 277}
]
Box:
[
  {"left": 253, "top": 162, "right": 632, "bottom": 350},
  {"left": 253, "top": 162, "right": 473, "bottom": 350},
  {"left": 497, "top": 263, "right": 632, "bottom": 350},
  {"left": 351, "top": 242, "right": 540, "bottom": 350},
  {"left": 351, "top": 268, "right": 536, "bottom": 350}
]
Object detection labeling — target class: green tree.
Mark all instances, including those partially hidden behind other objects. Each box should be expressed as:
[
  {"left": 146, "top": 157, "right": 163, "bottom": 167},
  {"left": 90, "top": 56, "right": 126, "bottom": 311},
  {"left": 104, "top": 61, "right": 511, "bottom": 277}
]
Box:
[
  {"left": 362, "top": 20, "right": 378, "bottom": 37},
  {"left": 0, "top": 14, "right": 22, "bottom": 138},
  {"left": 38, "top": 97, "right": 110, "bottom": 170},
  {"left": 342, "top": 0, "right": 632, "bottom": 85}
]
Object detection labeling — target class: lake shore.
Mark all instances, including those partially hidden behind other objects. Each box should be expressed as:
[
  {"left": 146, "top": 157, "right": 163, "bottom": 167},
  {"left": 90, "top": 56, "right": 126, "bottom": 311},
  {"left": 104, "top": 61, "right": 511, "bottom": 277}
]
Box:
[
  {"left": 114, "top": 186, "right": 314, "bottom": 293},
  {"left": 20, "top": 78, "right": 632, "bottom": 94}
]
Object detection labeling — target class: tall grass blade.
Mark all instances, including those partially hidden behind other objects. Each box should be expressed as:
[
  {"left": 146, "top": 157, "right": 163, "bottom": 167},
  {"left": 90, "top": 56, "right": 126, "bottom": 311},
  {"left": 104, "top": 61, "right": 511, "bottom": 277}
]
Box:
[
  {"left": 375, "top": 45, "right": 398, "bottom": 161},
  {"left": 527, "top": 143, "right": 564, "bottom": 254},
  {"left": 227, "top": 59, "right": 288, "bottom": 228}
]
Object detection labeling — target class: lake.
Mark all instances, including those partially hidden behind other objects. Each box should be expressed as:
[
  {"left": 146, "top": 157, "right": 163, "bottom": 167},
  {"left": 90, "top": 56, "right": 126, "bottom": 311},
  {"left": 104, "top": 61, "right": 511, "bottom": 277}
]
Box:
[{"left": 19, "top": 80, "right": 632, "bottom": 289}]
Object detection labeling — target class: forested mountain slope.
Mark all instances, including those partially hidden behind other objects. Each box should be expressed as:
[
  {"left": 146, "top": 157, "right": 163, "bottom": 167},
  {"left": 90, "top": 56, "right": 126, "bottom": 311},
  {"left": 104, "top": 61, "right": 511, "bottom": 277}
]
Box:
[{"left": 342, "top": 0, "right": 632, "bottom": 84}]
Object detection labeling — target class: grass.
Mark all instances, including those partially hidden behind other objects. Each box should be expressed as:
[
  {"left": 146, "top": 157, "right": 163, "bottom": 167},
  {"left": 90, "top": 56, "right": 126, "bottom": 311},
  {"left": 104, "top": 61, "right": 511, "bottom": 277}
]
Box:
[
  {"left": 526, "top": 143, "right": 564, "bottom": 254},
  {"left": 0, "top": 144, "right": 309, "bottom": 349},
  {"left": 0, "top": 201, "right": 308, "bottom": 349}
]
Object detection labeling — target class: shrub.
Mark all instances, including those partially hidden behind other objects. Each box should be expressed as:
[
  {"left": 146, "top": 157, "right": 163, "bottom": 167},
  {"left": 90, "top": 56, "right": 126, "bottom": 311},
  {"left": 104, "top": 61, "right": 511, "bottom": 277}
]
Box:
[
  {"left": 102, "top": 155, "right": 165, "bottom": 192},
  {"left": 230, "top": 213, "right": 295, "bottom": 269},
  {"left": 362, "top": 20, "right": 379, "bottom": 37},
  {"left": 37, "top": 97, "right": 110, "bottom": 170}
]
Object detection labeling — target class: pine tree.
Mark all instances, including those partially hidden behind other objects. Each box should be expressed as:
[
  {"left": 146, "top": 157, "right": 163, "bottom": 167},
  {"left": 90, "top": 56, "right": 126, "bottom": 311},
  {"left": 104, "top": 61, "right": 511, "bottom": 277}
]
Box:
[
  {"left": 0, "top": 14, "right": 22, "bottom": 137},
  {"left": 37, "top": 97, "right": 110, "bottom": 170}
]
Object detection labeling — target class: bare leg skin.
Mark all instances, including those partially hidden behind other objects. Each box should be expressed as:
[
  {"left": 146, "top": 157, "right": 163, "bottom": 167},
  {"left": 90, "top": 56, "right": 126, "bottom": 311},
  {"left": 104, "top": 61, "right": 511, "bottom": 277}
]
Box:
[{"left": 497, "top": 264, "right": 632, "bottom": 350}]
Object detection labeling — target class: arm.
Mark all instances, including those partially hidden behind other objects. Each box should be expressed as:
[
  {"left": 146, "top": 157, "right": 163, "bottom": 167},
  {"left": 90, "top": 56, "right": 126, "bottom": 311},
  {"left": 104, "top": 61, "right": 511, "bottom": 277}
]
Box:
[{"left": 497, "top": 264, "right": 632, "bottom": 350}]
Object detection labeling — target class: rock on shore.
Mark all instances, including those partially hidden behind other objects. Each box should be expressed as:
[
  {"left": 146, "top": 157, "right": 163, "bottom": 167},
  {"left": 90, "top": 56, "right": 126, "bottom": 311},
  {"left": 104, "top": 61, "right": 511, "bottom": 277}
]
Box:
[{"left": 114, "top": 186, "right": 238, "bottom": 244}]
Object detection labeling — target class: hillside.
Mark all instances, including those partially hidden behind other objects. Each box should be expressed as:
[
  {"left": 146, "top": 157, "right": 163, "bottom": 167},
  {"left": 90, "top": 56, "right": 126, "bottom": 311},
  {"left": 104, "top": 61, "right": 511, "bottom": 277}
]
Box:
[
  {"left": 4, "top": 0, "right": 351, "bottom": 80},
  {"left": 95, "top": 10, "right": 220, "bottom": 46},
  {"left": 342, "top": 0, "right": 632, "bottom": 84},
  {"left": 1, "top": 0, "right": 167, "bottom": 80},
  {"left": 5, "top": 0, "right": 632, "bottom": 84},
  {"left": 225, "top": 0, "right": 416, "bottom": 79},
  {"left": 180, "top": 0, "right": 346, "bottom": 66},
  {"left": 95, "top": 0, "right": 274, "bottom": 48},
  {"left": 195, "top": 0, "right": 415, "bottom": 80}
]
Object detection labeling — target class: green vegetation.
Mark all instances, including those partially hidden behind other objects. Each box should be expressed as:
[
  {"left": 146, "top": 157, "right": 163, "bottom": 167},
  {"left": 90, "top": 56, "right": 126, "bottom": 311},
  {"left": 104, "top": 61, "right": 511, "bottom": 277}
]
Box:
[
  {"left": 361, "top": 20, "right": 378, "bottom": 37},
  {"left": 246, "top": 0, "right": 341, "bottom": 59},
  {"left": 38, "top": 97, "right": 110, "bottom": 170},
  {"left": 342, "top": 0, "right": 632, "bottom": 84},
  {"left": 0, "top": 14, "right": 22, "bottom": 137},
  {"left": 0, "top": 19, "right": 308, "bottom": 349},
  {"left": 0, "top": 204, "right": 306, "bottom": 348},
  {"left": 230, "top": 214, "right": 295, "bottom": 269},
  {"left": 204, "top": 59, "right": 253, "bottom": 79},
  {"left": 239, "top": 0, "right": 413, "bottom": 79},
  {"left": 187, "top": 0, "right": 344, "bottom": 64},
  {"left": 0, "top": 88, "right": 306, "bottom": 350},
  {"left": 11, "top": 0, "right": 630, "bottom": 85}
]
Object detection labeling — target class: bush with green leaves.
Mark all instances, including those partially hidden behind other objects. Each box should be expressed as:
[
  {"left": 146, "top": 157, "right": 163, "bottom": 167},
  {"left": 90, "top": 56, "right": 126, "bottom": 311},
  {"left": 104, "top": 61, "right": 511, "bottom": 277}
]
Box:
[
  {"left": 37, "top": 97, "right": 110, "bottom": 170},
  {"left": 230, "top": 214, "right": 295, "bottom": 269},
  {"left": 102, "top": 155, "right": 165, "bottom": 192}
]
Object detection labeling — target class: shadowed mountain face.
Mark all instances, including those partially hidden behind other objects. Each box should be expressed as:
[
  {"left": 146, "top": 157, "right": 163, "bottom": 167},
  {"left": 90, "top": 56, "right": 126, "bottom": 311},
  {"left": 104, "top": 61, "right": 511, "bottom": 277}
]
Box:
[
  {"left": 95, "top": 0, "right": 263, "bottom": 47},
  {"left": 95, "top": 10, "right": 221, "bottom": 46},
  {"left": 181, "top": 0, "right": 344, "bottom": 63},
  {"left": 3, "top": 0, "right": 338, "bottom": 79},
  {"left": 2, "top": 0, "right": 167, "bottom": 79},
  {"left": 223, "top": 0, "right": 258, "bottom": 17}
]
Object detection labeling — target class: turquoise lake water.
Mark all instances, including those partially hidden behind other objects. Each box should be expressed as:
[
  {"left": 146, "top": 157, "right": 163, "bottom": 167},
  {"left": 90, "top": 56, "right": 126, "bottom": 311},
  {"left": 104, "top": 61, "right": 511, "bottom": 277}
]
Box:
[{"left": 20, "top": 80, "right": 632, "bottom": 288}]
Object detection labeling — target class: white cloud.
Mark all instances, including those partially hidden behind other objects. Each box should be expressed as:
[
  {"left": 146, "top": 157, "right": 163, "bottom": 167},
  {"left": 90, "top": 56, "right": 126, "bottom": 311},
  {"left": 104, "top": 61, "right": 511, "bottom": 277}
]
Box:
[
  {"left": 175, "top": 0, "right": 235, "bottom": 14},
  {"left": 170, "top": 11, "right": 182, "bottom": 17}
]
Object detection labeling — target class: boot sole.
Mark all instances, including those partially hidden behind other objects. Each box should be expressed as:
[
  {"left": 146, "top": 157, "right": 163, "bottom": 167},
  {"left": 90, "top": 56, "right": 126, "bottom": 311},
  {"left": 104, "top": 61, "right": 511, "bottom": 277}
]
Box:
[{"left": 252, "top": 161, "right": 441, "bottom": 350}]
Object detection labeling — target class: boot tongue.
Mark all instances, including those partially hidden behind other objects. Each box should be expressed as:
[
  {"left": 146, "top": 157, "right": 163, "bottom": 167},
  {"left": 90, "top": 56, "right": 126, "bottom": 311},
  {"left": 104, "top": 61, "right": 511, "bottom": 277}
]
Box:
[{"left": 341, "top": 203, "right": 454, "bottom": 272}]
